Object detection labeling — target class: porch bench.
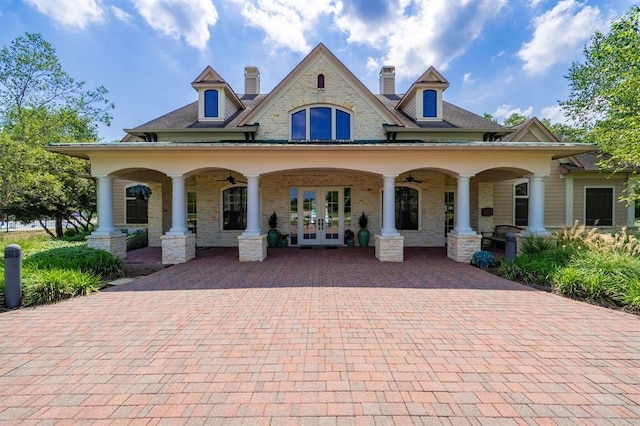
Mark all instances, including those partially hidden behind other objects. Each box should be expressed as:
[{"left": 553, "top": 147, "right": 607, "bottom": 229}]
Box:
[{"left": 481, "top": 225, "right": 523, "bottom": 249}]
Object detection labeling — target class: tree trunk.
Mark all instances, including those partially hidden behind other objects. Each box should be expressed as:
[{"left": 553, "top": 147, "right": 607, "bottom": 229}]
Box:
[
  {"left": 55, "top": 216, "right": 64, "bottom": 238},
  {"left": 38, "top": 219, "right": 56, "bottom": 238}
]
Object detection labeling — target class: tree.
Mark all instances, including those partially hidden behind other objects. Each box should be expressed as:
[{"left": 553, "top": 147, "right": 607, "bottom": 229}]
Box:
[
  {"left": 561, "top": 6, "right": 640, "bottom": 168},
  {"left": 503, "top": 112, "right": 528, "bottom": 127},
  {"left": 0, "top": 33, "right": 113, "bottom": 237}
]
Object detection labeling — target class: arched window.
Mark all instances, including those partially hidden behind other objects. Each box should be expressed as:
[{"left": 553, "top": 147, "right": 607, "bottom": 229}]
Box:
[
  {"left": 204, "top": 89, "right": 219, "bottom": 118},
  {"left": 514, "top": 181, "right": 529, "bottom": 226},
  {"left": 125, "top": 184, "right": 149, "bottom": 224},
  {"left": 317, "top": 74, "right": 325, "bottom": 89},
  {"left": 290, "top": 106, "right": 351, "bottom": 141},
  {"left": 395, "top": 186, "right": 419, "bottom": 230},
  {"left": 422, "top": 89, "right": 437, "bottom": 118},
  {"left": 222, "top": 186, "right": 247, "bottom": 230}
]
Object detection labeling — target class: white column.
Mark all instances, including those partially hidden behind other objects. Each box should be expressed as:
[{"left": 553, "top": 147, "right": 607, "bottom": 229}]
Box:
[
  {"left": 527, "top": 174, "right": 548, "bottom": 235},
  {"left": 628, "top": 200, "right": 636, "bottom": 227},
  {"left": 453, "top": 174, "right": 474, "bottom": 235},
  {"left": 564, "top": 175, "right": 574, "bottom": 226},
  {"left": 168, "top": 175, "right": 188, "bottom": 235},
  {"left": 95, "top": 175, "right": 116, "bottom": 235},
  {"left": 381, "top": 175, "right": 399, "bottom": 237},
  {"left": 243, "top": 175, "right": 261, "bottom": 236}
]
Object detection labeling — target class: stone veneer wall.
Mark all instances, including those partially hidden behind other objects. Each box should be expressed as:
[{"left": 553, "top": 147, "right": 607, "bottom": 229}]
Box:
[
  {"left": 446, "top": 233, "right": 481, "bottom": 263},
  {"left": 374, "top": 235, "right": 404, "bottom": 262},
  {"left": 145, "top": 170, "right": 455, "bottom": 248},
  {"left": 87, "top": 233, "right": 127, "bottom": 259},
  {"left": 161, "top": 234, "right": 196, "bottom": 265}
]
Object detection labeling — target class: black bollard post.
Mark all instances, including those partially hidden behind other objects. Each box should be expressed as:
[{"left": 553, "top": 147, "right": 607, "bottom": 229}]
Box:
[
  {"left": 505, "top": 232, "right": 517, "bottom": 262},
  {"left": 4, "top": 244, "right": 22, "bottom": 308}
]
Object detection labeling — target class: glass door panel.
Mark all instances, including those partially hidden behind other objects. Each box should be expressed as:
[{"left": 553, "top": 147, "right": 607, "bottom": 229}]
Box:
[
  {"left": 302, "top": 190, "right": 318, "bottom": 243},
  {"left": 324, "top": 190, "right": 340, "bottom": 241},
  {"left": 297, "top": 187, "right": 343, "bottom": 246}
]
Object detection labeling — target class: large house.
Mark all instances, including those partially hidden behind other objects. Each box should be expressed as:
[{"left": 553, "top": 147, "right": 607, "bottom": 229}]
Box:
[{"left": 50, "top": 44, "right": 632, "bottom": 265}]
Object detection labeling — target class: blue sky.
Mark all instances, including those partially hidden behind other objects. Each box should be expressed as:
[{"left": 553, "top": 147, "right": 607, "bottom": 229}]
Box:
[{"left": 0, "top": 0, "right": 633, "bottom": 142}]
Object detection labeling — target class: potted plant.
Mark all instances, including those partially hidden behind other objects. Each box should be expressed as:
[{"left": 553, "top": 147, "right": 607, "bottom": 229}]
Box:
[
  {"left": 357, "top": 211, "right": 369, "bottom": 247},
  {"left": 267, "top": 211, "right": 280, "bottom": 248},
  {"left": 344, "top": 229, "right": 355, "bottom": 247}
]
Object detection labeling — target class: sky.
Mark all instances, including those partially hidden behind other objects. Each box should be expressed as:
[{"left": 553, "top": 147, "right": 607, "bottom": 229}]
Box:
[{"left": 0, "top": 0, "right": 634, "bottom": 142}]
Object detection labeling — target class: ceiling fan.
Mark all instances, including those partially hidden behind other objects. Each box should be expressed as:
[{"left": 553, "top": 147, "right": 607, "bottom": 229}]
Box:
[
  {"left": 397, "top": 171, "right": 424, "bottom": 184},
  {"left": 217, "top": 171, "right": 246, "bottom": 185}
]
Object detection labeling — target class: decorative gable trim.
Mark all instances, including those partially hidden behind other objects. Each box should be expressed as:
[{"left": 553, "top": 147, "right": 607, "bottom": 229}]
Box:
[
  {"left": 191, "top": 66, "right": 245, "bottom": 122},
  {"left": 238, "top": 43, "right": 403, "bottom": 127},
  {"left": 507, "top": 117, "right": 559, "bottom": 142}
]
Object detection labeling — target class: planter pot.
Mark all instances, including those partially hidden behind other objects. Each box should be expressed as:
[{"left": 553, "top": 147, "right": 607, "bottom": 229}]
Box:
[
  {"left": 347, "top": 238, "right": 355, "bottom": 248},
  {"left": 267, "top": 229, "right": 279, "bottom": 248},
  {"left": 357, "top": 228, "right": 370, "bottom": 247}
]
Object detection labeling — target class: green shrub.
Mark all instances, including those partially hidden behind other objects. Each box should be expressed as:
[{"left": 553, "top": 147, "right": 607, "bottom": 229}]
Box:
[
  {"left": 24, "top": 245, "right": 123, "bottom": 279},
  {"left": 22, "top": 268, "right": 100, "bottom": 306},
  {"left": 623, "top": 279, "right": 640, "bottom": 311},
  {"left": 497, "top": 258, "right": 523, "bottom": 281},
  {"left": 61, "top": 228, "right": 92, "bottom": 242},
  {"left": 552, "top": 251, "right": 640, "bottom": 305},
  {"left": 520, "top": 236, "right": 556, "bottom": 255},
  {"left": 471, "top": 251, "right": 494, "bottom": 269},
  {"left": 127, "top": 230, "right": 148, "bottom": 251}
]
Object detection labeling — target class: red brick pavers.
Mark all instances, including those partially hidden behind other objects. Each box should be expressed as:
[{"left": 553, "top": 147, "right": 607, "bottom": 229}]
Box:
[{"left": 1, "top": 247, "right": 639, "bottom": 424}]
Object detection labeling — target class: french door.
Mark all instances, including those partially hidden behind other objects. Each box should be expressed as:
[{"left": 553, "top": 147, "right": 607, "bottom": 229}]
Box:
[{"left": 297, "top": 188, "right": 343, "bottom": 246}]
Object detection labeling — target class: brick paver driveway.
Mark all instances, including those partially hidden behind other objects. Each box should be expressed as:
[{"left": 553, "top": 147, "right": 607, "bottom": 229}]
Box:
[{"left": 1, "top": 247, "right": 639, "bottom": 424}]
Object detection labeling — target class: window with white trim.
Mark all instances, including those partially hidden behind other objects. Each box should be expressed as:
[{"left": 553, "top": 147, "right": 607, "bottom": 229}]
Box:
[
  {"left": 514, "top": 181, "right": 528, "bottom": 226},
  {"left": 422, "top": 89, "right": 437, "bottom": 118},
  {"left": 204, "top": 89, "right": 219, "bottom": 118},
  {"left": 585, "top": 187, "right": 613, "bottom": 226},
  {"left": 290, "top": 106, "right": 351, "bottom": 141}
]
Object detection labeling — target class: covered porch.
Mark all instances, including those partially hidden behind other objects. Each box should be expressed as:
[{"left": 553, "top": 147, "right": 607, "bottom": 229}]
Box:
[{"left": 47, "top": 141, "right": 593, "bottom": 264}]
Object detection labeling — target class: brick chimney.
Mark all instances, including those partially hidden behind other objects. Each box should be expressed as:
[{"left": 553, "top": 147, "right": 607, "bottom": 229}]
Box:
[
  {"left": 379, "top": 66, "right": 395, "bottom": 95},
  {"left": 244, "top": 66, "right": 260, "bottom": 95}
]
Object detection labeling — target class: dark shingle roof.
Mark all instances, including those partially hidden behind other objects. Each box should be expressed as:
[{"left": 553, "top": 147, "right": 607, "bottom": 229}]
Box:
[{"left": 128, "top": 95, "right": 267, "bottom": 131}]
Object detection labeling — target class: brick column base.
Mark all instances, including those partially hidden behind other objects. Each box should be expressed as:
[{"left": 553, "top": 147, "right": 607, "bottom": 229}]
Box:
[
  {"left": 238, "top": 234, "right": 267, "bottom": 262},
  {"left": 161, "top": 233, "right": 196, "bottom": 265},
  {"left": 447, "top": 233, "right": 482, "bottom": 263},
  {"left": 374, "top": 235, "right": 404, "bottom": 262},
  {"left": 87, "top": 232, "right": 127, "bottom": 259}
]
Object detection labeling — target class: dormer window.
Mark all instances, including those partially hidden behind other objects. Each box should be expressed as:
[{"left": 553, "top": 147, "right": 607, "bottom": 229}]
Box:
[
  {"left": 204, "top": 89, "right": 219, "bottom": 118},
  {"left": 317, "top": 74, "right": 325, "bottom": 89},
  {"left": 290, "top": 106, "right": 351, "bottom": 141},
  {"left": 422, "top": 90, "right": 437, "bottom": 118}
]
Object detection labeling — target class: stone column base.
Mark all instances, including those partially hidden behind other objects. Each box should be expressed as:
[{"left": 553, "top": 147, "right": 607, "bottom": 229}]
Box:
[
  {"left": 161, "top": 233, "right": 196, "bottom": 265},
  {"left": 87, "top": 232, "right": 127, "bottom": 259},
  {"left": 447, "top": 233, "right": 481, "bottom": 263},
  {"left": 238, "top": 234, "right": 267, "bottom": 262},
  {"left": 375, "top": 234, "right": 404, "bottom": 262}
]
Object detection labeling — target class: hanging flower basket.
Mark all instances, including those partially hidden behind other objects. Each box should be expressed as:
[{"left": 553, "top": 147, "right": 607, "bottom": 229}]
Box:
[{"left": 129, "top": 184, "right": 152, "bottom": 200}]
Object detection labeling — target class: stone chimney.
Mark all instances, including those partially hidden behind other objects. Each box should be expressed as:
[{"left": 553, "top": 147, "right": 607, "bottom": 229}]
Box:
[
  {"left": 379, "top": 66, "right": 395, "bottom": 95},
  {"left": 244, "top": 66, "right": 260, "bottom": 95}
]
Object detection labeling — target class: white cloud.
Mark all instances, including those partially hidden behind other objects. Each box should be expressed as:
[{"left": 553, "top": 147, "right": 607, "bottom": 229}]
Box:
[
  {"left": 463, "top": 73, "right": 476, "bottom": 84},
  {"left": 231, "top": 0, "right": 335, "bottom": 54},
  {"left": 518, "top": 0, "right": 604, "bottom": 75},
  {"left": 540, "top": 105, "right": 571, "bottom": 124},
  {"left": 131, "top": 0, "right": 218, "bottom": 50},
  {"left": 528, "top": 0, "right": 545, "bottom": 7},
  {"left": 111, "top": 5, "right": 133, "bottom": 24},
  {"left": 23, "top": 0, "right": 105, "bottom": 29},
  {"left": 366, "top": 57, "right": 380, "bottom": 74},
  {"left": 493, "top": 104, "right": 534, "bottom": 120},
  {"left": 335, "top": 0, "right": 508, "bottom": 79}
]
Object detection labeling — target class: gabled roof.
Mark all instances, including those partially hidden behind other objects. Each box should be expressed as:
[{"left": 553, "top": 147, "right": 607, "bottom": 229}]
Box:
[
  {"left": 396, "top": 65, "right": 450, "bottom": 111},
  {"left": 502, "top": 117, "right": 559, "bottom": 142},
  {"left": 191, "top": 66, "right": 227, "bottom": 85},
  {"left": 238, "top": 43, "right": 403, "bottom": 126},
  {"left": 191, "top": 65, "right": 245, "bottom": 110},
  {"left": 415, "top": 66, "right": 449, "bottom": 85}
]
